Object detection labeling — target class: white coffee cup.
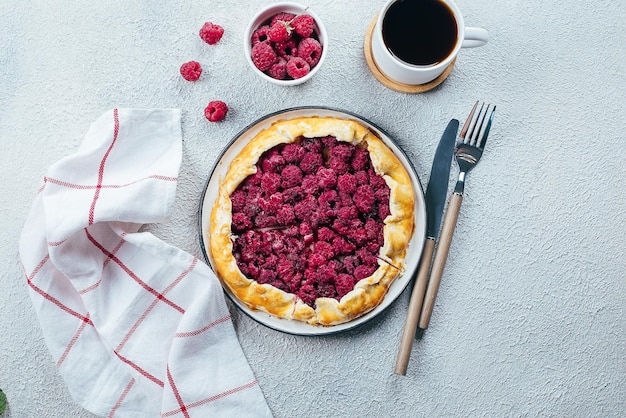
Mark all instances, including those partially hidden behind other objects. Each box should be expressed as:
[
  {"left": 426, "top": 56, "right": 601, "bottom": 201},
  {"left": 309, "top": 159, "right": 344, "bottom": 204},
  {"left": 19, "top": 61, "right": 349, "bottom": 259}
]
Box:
[{"left": 371, "top": 0, "right": 488, "bottom": 85}]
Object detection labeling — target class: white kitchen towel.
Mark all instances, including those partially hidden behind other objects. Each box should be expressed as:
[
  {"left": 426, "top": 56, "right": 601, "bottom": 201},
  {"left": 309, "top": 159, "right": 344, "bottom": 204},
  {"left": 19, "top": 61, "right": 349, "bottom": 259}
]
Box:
[{"left": 18, "top": 108, "right": 272, "bottom": 418}]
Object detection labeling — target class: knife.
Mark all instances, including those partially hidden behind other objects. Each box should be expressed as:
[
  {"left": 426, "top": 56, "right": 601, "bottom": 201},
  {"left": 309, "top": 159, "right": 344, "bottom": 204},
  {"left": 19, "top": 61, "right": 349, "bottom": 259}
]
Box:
[{"left": 394, "top": 118, "right": 458, "bottom": 376}]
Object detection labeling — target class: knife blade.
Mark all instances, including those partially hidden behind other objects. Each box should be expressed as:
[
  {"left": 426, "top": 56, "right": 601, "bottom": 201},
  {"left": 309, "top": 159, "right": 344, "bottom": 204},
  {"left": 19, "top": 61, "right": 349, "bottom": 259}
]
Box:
[{"left": 394, "top": 118, "right": 458, "bottom": 375}]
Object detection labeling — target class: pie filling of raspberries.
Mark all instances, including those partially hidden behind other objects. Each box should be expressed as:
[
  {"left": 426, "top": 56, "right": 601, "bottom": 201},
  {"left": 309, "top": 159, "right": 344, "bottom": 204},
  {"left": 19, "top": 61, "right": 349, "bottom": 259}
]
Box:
[{"left": 230, "top": 135, "right": 391, "bottom": 308}]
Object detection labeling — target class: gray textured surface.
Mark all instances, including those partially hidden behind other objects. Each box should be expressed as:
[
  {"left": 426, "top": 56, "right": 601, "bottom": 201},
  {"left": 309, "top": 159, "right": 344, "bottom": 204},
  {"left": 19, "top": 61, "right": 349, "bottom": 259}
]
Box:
[{"left": 1, "top": 0, "right": 625, "bottom": 417}]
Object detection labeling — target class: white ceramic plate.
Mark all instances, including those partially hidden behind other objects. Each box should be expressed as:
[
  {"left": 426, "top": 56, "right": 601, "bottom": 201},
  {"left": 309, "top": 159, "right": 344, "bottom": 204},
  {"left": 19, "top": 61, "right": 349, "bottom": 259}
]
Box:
[{"left": 198, "top": 107, "right": 426, "bottom": 335}]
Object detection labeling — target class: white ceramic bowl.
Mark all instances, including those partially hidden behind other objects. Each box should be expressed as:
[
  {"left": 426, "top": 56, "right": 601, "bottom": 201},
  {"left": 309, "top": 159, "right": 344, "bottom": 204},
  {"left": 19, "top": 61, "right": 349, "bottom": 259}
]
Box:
[{"left": 243, "top": 2, "right": 328, "bottom": 86}]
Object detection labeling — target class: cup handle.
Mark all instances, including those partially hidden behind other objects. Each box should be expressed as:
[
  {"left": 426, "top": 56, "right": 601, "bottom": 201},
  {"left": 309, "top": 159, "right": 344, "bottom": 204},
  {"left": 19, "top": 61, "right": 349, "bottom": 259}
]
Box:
[{"left": 462, "top": 27, "right": 488, "bottom": 48}]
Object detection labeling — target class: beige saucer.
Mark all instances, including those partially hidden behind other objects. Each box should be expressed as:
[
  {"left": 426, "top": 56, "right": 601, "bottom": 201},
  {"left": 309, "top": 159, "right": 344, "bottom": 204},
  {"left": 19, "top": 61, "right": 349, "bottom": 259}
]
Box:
[{"left": 363, "top": 17, "right": 456, "bottom": 93}]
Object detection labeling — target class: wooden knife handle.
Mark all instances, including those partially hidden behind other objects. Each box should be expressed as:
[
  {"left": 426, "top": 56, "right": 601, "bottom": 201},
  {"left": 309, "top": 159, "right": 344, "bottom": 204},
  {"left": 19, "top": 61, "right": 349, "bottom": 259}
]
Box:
[
  {"left": 394, "top": 237, "right": 436, "bottom": 375},
  {"left": 418, "top": 192, "right": 463, "bottom": 330}
]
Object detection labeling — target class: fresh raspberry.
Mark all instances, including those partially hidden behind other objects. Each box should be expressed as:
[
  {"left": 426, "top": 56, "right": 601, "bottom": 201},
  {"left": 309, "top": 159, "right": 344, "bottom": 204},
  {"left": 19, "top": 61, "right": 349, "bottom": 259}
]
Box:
[
  {"left": 199, "top": 22, "right": 224, "bottom": 45},
  {"left": 253, "top": 212, "right": 275, "bottom": 228},
  {"left": 318, "top": 189, "right": 338, "bottom": 205},
  {"left": 230, "top": 189, "right": 246, "bottom": 212},
  {"left": 301, "top": 138, "right": 323, "bottom": 153},
  {"left": 336, "top": 204, "right": 358, "bottom": 221},
  {"left": 351, "top": 148, "right": 371, "bottom": 171},
  {"left": 204, "top": 100, "right": 228, "bottom": 122},
  {"left": 335, "top": 274, "right": 356, "bottom": 299},
  {"left": 329, "top": 157, "right": 349, "bottom": 175},
  {"left": 267, "top": 57, "right": 288, "bottom": 80},
  {"left": 317, "top": 227, "right": 336, "bottom": 242},
  {"left": 357, "top": 247, "right": 378, "bottom": 266},
  {"left": 354, "top": 264, "right": 377, "bottom": 281},
  {"left": 268, "top": 21, "right": 292, "bottom": 42},
  {"left": 379, "top": 203, "right": 391, "bottom": 219},
  {"left": 276, "top": 205, "right": 296, "bottom": 225},
  {"left": 286, "top": 56, "right": 310, "bottom": 79},
  {"left": 281, "top": 165, "right": 303, "bottom": 189},
  {"left": 292, "top": 14, "right": 315, "bottom": 37},
  {"left": 299, "top": 152, "right": 323, "bottom": 173},
  {"left": 353, "top": 184, "right": 376, "bottom": 213},
  {"left": 308, "top": 253, "right": 326, "bottom": 268},
  {"left": 274, "top": 39, "right": 298, "bottom": 58},
  {"left": 271, "top": 12, "right": 296, "bottom": 26},
  {"left": 349, "top": 228, "right": 369, "bottom": 246},
  {"left": 364, "top": 219, "right": 382, "bottom": 241},
  {"left": 298, "top": 284, "right": 317, "bottom": 307},
  {"left": 330, "top": 142, "right": 354, "bottom": 161},
  {"left": 375, "top": 185, "right": 390, "bottom": 203},
  {"left": 179, "top": 61, "right": 202, "bottom": 81},
  {"left": 282, "top": 186, "right": 304, "bottom": 204},
  {"left": 301, "top": 175, "right": 320, "bottom": 194},
  {"left": 281, "top": 143, "right": 305, "bottom": 163},
  {"left": 294, "top": 195, "right": 318, "bottom": 220},
  {"left": 317, "top": 167, "right": 337, "bottom": 189},
  {"left": 355, "top": 170, "right": 369, "bottom": 185},
  {"left": 337, "top": 173, "right": 357, "bottom": 194},
  {"left": 314, "top": 241, "right": 335, "bottom": 260},
  {"left": 369, "top": 172, "right": 387, "bottom": 190},
  {"left": 251, "top": 42, "right": 277, "bottom": 72},
  {"left": 259, "top": 193, "right": 283, "bottom": 213},
  {"left": 261, "top": 152, "right": 285, "bottom": 173},
  {"left": 332, "top": 236, "right": 356, "bottom": 255},
  {"left": 232, "top": 212, "right": 253, "bottom": 232},
  {"left": 260, "top": 172, "right": 282, "bottom": 194},
  {"left": 297, "top": 37, "right": 323, "bottom": 67},
  {"left": 251, "top": 25, "right": 270, "bottom": 46},
  {"left": 299, "top": 221, "right": 313, "bottom": 236}
]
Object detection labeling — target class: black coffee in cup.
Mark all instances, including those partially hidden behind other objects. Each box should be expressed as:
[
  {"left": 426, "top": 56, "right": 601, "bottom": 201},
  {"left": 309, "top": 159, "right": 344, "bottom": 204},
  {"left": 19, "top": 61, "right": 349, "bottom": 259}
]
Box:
[{"left": 382, "top": 0, "right": 458, "bottom": 66}]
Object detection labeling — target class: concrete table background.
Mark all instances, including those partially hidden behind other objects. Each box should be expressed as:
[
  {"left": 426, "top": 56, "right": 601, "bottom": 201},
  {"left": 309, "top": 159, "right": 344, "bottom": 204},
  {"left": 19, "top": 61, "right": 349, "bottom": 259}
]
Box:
[{"left": 1, "top": 0, "right": 624, "bottom": 417}]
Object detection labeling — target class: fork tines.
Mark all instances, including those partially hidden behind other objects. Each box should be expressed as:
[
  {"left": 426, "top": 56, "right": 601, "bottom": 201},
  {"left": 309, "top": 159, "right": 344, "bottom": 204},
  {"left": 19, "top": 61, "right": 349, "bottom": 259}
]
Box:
[{"left": 460, "top": 102, "right": 496, "bottom": 148}]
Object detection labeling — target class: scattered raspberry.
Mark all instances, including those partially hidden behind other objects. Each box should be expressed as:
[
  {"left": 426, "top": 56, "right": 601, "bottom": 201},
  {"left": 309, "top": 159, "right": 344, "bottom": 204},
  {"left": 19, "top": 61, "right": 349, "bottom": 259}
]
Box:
[
  {"left": 251, "top": 42, "right": 277, "bottom": 72},
  {"left": 297, "top": 37, "right": 323, "bottom": 67},
  {"left": 292, "top": 14, "right": 315, "bottom": 37},
  {"left": 271, "top": 12, "right": 296, "bottom": 26},
  {"left": 179, "top": 61, "right": 202, "bottom": 81},
  {"left": 267, "top": 57, "right": 288, "bottom": 80},
  {"left": 286, "top": 56, "right": 310, "bottom": 79},
  {"left": 268, "top": 21, "right": 292, "bottom": 42},
  {"left": 251, "top": 25, "right": 271, "bottom": 46},
  {"left": 204, "top": 100, "right": 228, "bottom": 122},
  {"left": 199, "top": 22, "right": 224, "bottom": 45}
]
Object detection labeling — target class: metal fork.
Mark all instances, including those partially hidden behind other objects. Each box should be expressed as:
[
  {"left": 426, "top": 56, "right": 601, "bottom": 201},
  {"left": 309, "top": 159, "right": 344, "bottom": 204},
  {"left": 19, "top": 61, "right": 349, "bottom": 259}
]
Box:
[{"left": 416, "top": 101, "right": 496, "bottom": 337}]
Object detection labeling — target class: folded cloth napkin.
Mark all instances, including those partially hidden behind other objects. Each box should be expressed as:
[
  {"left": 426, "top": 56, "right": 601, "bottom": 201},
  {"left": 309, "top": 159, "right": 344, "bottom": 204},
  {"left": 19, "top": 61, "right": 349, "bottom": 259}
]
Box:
[{"left": 19, "top": 109, "right": 272, "bottom": 418}]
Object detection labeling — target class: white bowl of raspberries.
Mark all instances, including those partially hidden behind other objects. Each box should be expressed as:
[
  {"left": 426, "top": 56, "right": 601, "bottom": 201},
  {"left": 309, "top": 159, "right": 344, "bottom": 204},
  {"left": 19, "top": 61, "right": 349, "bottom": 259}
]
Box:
[{"left": 244, "top": 2, "right": 327, "bottom": 86}]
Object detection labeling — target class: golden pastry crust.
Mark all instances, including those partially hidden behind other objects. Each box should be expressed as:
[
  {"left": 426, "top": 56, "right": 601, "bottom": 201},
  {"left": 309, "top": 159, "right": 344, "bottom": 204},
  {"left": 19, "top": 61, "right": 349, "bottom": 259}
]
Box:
[{"left": 209, "top": 116, "right": 415, "bottom": 326}]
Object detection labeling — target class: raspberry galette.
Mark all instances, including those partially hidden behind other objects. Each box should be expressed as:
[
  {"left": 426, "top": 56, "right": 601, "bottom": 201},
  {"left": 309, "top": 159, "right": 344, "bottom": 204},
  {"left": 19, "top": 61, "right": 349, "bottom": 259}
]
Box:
[{"left": 209, "top": 116, "right": 415, "bottom": 326}]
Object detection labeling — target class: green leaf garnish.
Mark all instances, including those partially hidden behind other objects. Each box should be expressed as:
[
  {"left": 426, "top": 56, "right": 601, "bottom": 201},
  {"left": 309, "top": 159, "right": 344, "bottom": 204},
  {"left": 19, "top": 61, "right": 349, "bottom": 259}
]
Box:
[{"left": 0, "top": 388, "right": 6, "bottom": 414}]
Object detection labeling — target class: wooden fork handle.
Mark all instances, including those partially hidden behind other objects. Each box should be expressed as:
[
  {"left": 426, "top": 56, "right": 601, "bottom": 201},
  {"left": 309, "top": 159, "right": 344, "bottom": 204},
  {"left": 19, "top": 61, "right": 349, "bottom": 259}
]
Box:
[
  {"left": 418, "top": 192, "right": 463, "bottom": 331},
  {"left": 394, "top": 237, "right": 435, "bottom": 375}
]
